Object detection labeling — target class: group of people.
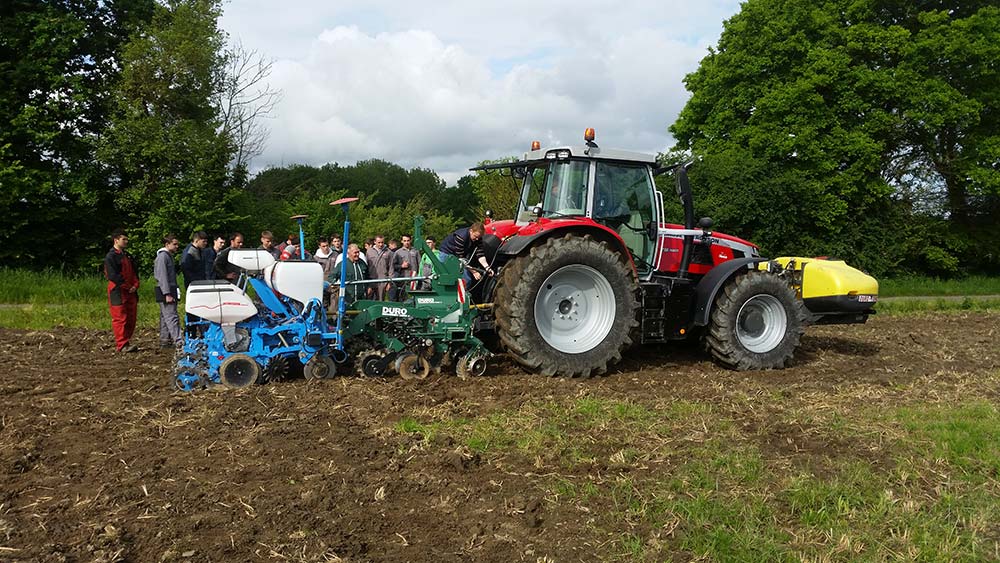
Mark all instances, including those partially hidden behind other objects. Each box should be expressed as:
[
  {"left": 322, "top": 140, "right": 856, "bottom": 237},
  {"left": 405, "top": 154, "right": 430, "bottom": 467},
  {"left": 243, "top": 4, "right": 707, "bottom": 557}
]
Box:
[{"left": 103, "top": 223, "right": 493, "bottom": 354}]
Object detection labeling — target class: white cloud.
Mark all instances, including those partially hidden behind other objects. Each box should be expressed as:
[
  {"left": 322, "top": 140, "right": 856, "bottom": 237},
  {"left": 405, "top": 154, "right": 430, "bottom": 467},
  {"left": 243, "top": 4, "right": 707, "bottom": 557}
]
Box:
[{"left": 221, "top": 0, "right": 742, "bottom": 184}]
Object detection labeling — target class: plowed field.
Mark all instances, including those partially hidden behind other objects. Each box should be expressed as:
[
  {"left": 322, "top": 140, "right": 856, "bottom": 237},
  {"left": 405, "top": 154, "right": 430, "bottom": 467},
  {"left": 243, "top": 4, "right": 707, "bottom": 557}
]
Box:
[{"left": 1, "top": 312, "right": 998, "bottom": 562}]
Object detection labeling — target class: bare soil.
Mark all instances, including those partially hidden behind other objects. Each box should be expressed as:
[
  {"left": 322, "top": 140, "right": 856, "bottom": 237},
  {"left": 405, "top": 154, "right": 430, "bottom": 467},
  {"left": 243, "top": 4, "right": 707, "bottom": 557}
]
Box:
[{"left": 1, "top": 312, "right": 997, "bottom": 562}]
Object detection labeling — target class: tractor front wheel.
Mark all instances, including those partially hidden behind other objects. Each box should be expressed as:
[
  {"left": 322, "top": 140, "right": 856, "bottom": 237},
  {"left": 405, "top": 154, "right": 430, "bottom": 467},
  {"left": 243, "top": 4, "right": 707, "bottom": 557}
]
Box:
[
  {"left": 704, "top": 271, "right": 806, "bottom": 370},
  {"left": 495, "top": 234, "right": 638, "bottom": 377}
]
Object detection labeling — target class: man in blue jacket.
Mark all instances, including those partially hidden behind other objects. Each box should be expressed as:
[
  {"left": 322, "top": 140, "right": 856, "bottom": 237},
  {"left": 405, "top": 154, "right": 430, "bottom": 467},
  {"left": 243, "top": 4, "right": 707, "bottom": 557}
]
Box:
[{"left": 439, "top": 223, "right": 494, "bottom": 285}]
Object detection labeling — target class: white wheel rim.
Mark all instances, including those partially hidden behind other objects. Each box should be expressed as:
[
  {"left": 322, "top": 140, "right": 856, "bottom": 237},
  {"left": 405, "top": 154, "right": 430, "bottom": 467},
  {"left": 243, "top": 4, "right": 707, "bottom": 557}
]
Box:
[
  {"left": 736, "top": 294, "right": 787, "bottom": 353},
  {"left": 533, "top": 264, "right": 616, "bottom": 354}
]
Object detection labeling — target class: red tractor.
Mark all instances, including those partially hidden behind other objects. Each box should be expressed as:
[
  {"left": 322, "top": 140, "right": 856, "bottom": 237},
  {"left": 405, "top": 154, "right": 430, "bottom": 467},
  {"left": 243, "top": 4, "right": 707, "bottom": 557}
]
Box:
[{"left": 469, "top": 129, "right": 878, "bottom": 377}]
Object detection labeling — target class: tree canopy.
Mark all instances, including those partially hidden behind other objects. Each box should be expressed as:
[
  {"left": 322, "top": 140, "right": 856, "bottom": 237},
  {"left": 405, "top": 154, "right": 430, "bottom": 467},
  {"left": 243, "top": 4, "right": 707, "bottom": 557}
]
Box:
[
  {"left": 234, "top": 160, "right": 475, "bottom": 246},
  {"left": 98, "top": 0, "right": 239, "bottom": 260},
  {"left": 671, "top": 0, "right": 1000, "bottom": 276},
  {"left": 0, "top": 0, "right": 155, "bottom": 267}
]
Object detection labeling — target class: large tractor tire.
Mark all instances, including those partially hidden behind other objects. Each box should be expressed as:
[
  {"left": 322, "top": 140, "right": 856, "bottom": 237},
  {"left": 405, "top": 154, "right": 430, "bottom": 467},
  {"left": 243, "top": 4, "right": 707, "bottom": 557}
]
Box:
[
  {"left": 705, "top": 271, "right": 807, "bottom": 370},
  {"left": 495, "top": 234, "right": 639, "bottom": 377}
]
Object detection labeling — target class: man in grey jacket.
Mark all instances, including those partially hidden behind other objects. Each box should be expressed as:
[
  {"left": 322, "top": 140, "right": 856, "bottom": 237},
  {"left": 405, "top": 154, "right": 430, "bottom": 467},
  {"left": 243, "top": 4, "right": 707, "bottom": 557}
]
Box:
[
  {"left": 154, "top": 234, "right": 183, "bottom": 349},
  {"left": 366, "top": 234, "right": 392, "bottom": 300},
  {"left": 390, "top": 234, "right": 420, "bottom": 301}
]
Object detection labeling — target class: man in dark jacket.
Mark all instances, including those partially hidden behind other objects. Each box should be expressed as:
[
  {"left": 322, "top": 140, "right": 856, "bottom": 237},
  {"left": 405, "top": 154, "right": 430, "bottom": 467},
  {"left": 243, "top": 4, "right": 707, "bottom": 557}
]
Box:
[
  {"left": 154, "top": 234, "right": 182, "bottom": 348},
  {"left": 203, "top": 235, "right": 225, "bottom": 279},
  {"left": 180, "top": 231, "right": 210, "bottom": 289},
  {"left": 104, "top": 229, "right": 140, "bottom": 353},
  {"left": 439, "top": 223, "right": 494, "bottom": 284},
  {"left": 213, "top": 232, "right": 244, "bottom": 281},
  {"left": 328, "top": 243, "right": 372, "bottom": 307},
  {"left": 260, "top": 230, "right": 281, "bottom": 260}
]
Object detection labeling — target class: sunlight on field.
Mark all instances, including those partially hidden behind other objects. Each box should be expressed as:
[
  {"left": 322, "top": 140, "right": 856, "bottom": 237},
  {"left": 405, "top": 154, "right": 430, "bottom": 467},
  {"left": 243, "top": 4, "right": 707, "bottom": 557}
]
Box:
[{"left": 394, "top": 380, "right": 1000, "bottom": 561}]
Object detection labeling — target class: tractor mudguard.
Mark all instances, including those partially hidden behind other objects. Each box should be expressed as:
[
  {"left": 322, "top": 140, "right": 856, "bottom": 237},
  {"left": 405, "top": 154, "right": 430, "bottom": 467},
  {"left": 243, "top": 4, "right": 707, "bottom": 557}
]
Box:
[
  {"left": 498, "top": 222, "right": 631, "bottom": 261},
  {"left": 692, "top": 257, "right": 767, "bottom": 326}
]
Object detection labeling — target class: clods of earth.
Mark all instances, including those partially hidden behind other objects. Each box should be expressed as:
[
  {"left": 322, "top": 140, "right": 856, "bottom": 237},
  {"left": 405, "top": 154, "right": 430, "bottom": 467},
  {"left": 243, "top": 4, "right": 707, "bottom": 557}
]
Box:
[{"left": 1, "top": 312, "right": 998, "bottom": 562}]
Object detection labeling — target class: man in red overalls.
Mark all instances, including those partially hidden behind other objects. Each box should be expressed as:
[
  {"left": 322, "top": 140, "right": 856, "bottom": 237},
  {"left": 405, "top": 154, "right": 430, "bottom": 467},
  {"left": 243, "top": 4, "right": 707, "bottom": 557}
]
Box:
[{"left": 104, "top": 229, "right": 140, "bottom": 352}]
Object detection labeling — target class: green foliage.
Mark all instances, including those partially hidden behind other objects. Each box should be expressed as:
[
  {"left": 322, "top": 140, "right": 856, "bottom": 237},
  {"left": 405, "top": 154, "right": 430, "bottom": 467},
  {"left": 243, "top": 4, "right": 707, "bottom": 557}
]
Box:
[
  {"left": 0, "top": 268, "right": 161, "bottom": 329},
  {"left": 233, "top": 160, "right": 464, "bottom": 248},
  {"left": 879, "top": 275, "right": 1000, "bottom": 297},
  {"left": 0, "top": 0, "right": 155, "bottom": 271},
  {"left": 671, "top": 0, "right": 1000, "bottom": 277},
  {"left": 465, "top": 157, "right": 523, "bottom": 220},
  {"left": 98, "top": 0, "right": 239, "bottom": 260}
]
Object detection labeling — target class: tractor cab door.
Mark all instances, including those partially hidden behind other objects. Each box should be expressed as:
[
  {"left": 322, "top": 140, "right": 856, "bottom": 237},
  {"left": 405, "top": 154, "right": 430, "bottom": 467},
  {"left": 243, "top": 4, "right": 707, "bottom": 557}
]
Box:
[{"left": 591, "top": 162, "right": 657, "bottom": 274}]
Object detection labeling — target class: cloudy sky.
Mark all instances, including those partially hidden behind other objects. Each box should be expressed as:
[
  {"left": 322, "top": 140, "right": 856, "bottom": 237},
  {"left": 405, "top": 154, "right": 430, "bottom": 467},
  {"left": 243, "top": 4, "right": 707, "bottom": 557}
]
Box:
[{"left": 220, "top": 0, "right": 743, "bottom": 184}]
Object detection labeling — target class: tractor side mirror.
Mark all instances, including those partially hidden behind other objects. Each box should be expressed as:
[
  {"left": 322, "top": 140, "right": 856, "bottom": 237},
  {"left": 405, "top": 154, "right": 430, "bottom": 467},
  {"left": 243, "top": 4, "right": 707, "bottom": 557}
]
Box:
[
  {"left": 698, "top": 217, "right": 714, "bottom": 230},
  {"left": 646, "top": 221, "right": 657, "bottom": 240}
]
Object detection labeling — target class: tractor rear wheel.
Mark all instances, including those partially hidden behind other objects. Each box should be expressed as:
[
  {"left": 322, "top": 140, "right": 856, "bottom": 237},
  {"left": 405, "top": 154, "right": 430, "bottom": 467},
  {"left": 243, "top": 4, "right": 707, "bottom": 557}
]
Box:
[
  {"left": 704, "top": 271, "right": 806, "bottom": 370},
  {"left": 495, "top": 234, "right": 638, "bottom": 377}
]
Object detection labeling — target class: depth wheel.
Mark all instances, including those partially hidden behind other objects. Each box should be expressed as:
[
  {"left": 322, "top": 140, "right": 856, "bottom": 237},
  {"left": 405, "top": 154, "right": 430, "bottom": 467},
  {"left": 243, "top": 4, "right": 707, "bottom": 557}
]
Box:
[
  {"left": 494, "top": 234, "right": 638, "bottom": 377},
  {"left": 219, "top": 353, "right": 261, "bottom": 389},
  {"left": 705, "top": 271, "right": 807, "bottom": 370},
  {"left": 174, "top": 367, "right": 207, "bottom": 392},
  {"left": 357, "top": 350, "right": 388, "bottom": 377},
  {"left": 304, "top": 355, "right": 337, "bottom": 380},
  {"left": 398, "top": 354, "right": 431, "bottom": 380},
  {"left": 456, "top": 354, "right": 488, "bottom": 379}
]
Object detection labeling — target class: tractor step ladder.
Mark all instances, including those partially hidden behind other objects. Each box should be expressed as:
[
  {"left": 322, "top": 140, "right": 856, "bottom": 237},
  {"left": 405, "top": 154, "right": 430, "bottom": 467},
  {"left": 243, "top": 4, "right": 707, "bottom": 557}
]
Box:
[
  {"left": 639, "top": 277, "right": 696, "bottom": 344},
  {"left": 639, "top": 282, "right": 669, "bottom": 343}
]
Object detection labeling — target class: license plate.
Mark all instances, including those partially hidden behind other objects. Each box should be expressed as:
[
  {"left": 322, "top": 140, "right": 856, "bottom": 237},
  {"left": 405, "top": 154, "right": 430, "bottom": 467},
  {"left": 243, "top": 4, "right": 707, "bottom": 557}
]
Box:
[{"left": 857, "top": 294, "right": 877, "bottom": 303}]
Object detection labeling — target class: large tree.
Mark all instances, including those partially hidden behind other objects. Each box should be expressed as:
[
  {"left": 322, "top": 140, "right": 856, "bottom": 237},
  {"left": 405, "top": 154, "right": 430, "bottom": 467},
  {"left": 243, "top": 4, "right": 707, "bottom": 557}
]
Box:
[
  {"left": 671, "top": 0, "right": 1000, "bottom": 275},
  {"left": 0, "top": 0, "right": 154, "bottom": 269},
  {"left": 99, "top": 0, "right": 239, "bottom": 259}
]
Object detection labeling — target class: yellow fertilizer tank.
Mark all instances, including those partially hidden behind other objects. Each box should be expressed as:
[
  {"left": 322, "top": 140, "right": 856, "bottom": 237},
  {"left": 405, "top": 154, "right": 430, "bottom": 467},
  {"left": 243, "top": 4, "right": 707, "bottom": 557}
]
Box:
[{"left": 763, "top": 257, "right": 879, "bottom": 324}]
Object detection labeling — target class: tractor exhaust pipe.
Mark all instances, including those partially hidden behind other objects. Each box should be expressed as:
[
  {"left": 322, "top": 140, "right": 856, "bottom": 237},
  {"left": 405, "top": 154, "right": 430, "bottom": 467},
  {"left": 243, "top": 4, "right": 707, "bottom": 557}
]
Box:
[{"left": 676, "top": 164, "right": 696, "bottom": 278}]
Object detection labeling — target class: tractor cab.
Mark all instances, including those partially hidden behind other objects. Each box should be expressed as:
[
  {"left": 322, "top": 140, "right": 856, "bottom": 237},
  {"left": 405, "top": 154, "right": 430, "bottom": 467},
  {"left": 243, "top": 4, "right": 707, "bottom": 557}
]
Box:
[{"left": 488, "top": 132, "right": 661, "bottom": 275}]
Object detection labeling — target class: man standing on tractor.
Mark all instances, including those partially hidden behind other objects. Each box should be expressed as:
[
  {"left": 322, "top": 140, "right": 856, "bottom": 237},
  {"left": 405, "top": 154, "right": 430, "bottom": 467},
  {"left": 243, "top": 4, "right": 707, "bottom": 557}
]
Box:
[
  {"left": 154, "top": 234, "right": 183, "bottom": 349},
  {"left": 104, "top": 229, "right": 140, "bottom": 353},
  {"left": 439, "top": 223, "right": 494, "bottom": 285}
]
